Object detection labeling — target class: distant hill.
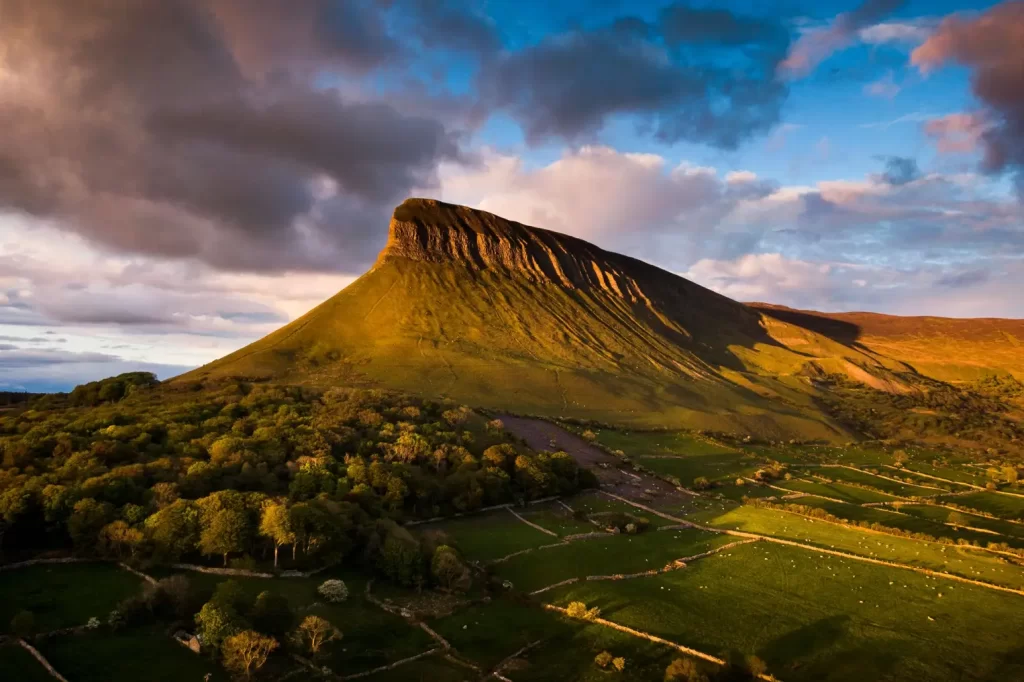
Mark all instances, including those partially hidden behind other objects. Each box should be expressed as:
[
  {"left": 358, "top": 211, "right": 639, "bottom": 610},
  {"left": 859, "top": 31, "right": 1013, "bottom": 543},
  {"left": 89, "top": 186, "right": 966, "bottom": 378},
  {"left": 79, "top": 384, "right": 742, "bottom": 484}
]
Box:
[{"left": 180, "top": 199, "right": 1024, "bottom": 441}]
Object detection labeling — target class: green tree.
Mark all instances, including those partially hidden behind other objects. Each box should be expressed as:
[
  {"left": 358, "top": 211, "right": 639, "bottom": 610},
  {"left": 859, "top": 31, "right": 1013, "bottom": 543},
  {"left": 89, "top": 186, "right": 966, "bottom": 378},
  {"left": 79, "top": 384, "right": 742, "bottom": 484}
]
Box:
[
  {"left": 145, "top": 499, "right": 200, "bottom": 561},
  {"left": 431, "top": 545, "right": 471, "bottom": 591},
  {"left": 68, "top": 498, "right": 114, "bottom": 550},
  {"left": 665, "top": 658, "right": 709, "bottom": 682},
  {"left": 250, "top": 591, "right": 293, "bottom": 639},
  {"left": 259, "top": 501, "right": 294, "bottom": 567},
  {"left": 195, "top": 601, "right": 242, "bottom": 650},
  {"left": 200, "top": 508, "right": 250, "bottom": 566},
  {"left": 291, "top": 615, "right": 341, "bottom": 657}
]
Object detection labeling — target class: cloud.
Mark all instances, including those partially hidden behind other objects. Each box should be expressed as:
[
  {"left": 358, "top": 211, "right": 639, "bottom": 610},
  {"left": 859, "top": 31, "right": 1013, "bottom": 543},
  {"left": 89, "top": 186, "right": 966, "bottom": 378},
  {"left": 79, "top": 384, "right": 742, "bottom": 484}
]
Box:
[
  {"left": 912, "top": 2, "right": 1024, "bottom": 189},
  {"left": 858, "top": 20, "right": 936, "bottom": 45},
  {"left": 0, "top": 0, "right": 465, "bottom": 274},
  {"left": 478, "top": 7, "right": 789, "bottom": 149},
  {"left": 879, "top": 156, "right": 922, "bottom": 185},
  {"left": 864, "top": 71, "right": 901, "bottom": 98},
  {"left": 780, "top": 0, "right": 907, "bottom": 78},
  {"left": 922, "top": 113, "right": 989, "bottom": 154}
]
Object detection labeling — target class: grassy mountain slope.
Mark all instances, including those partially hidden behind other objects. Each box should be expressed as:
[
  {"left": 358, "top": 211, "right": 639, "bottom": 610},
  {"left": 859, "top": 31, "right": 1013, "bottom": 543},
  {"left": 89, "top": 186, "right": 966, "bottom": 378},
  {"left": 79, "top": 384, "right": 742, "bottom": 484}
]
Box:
[
  {"left": 181, "top": 200, "right": 1021, "bottom": 440},
  {"left": 752, "top": 304, "right": 1024, "bottom": 382}
]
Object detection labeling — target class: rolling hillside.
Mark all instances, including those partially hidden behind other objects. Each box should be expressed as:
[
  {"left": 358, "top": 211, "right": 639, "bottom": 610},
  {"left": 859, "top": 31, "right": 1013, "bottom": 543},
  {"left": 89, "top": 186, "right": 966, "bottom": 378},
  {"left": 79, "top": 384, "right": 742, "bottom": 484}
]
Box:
[{"left": 180, "top": 199, "right": 1022, "bottom": 440}]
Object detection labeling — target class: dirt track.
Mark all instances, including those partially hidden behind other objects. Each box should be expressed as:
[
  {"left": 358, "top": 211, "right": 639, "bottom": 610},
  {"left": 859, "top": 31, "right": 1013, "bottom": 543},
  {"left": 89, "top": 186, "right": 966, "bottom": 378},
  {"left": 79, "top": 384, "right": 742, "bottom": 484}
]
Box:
[{"left": 499, "top": 415, "right": 687, "bottom": 505}]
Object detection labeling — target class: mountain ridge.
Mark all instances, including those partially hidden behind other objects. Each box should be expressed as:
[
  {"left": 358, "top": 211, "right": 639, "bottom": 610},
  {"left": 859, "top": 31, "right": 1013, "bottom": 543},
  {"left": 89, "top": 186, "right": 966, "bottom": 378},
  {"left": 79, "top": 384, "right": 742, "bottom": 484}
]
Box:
[{"left": 180, "top": 199, "right": 1024, "bottom": 440}]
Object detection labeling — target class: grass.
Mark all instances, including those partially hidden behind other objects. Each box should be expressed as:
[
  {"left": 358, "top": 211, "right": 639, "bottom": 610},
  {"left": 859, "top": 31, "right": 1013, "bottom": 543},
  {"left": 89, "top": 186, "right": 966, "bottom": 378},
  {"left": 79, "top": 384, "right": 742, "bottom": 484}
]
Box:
[
  {"left": 900, "top": 461, "right": 989, "bottom": 486},
  {"left": 518, "top": 501, "right": 598, "bottom": 537},
  {"left": 37, "top": 625, "right": 228, "bottom": 682},
  {"left": 570, "top": 493, "right": 678, "bottom": 528},
  {"left": 0, "top": 642, "right": 53, "bottom": 682},
  {"left": 693, "top": 504, "right": 1024, "bottom": 589},
  {"left": 0, "top": 562, "right": 143, "bottom": 633},
  {"left": 774, "top": 478, "right": 900, "bottom": 503},
  {"left": 903, "top": 504, "right": 1024, "bottom": 538},
  {"left": 418, "top": 510, "right": 559, "bottom": 561},
  {"left": 493, "top": 528, "right": 733, "bottom": 594},
  {"left": 546, "top": 541, "right": 1024, "bottom": 682},
  {"left": 363, "top": 654, "right": 474, "bottom": 681},
  {"left": 150, "top": 568, "right": 434, "bottom": 674},
  {"left": 633, "top": 452, "right": 762, "bottom": 487},
  {"left": 939, "top": 491, "right": 1024, "bottom": 520},
  {"left": 432, "top": 596, "right": 686, "bottom": 681},
  {"left": 815, "top": 467, "right": 940, "bottom": 498},
  {"left": 792, "top": 497, "right": 1024, "bottom": 548},
  {"left": 593, "top": 430, "right": 738, "bottom": 457}
]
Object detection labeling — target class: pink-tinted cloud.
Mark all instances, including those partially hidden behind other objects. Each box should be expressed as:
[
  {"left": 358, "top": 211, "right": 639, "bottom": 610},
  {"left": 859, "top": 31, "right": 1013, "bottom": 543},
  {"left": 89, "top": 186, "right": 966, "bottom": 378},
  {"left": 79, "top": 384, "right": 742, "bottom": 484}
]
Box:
[
  {"left": 912, "top": 2, "right": 1024, "bottom": 182},
  {"left": 779, "top": 0, "right": 906, "bottom": 79},
  {"left": 923, "top": 113, "right": 988, "bottom": 153}
]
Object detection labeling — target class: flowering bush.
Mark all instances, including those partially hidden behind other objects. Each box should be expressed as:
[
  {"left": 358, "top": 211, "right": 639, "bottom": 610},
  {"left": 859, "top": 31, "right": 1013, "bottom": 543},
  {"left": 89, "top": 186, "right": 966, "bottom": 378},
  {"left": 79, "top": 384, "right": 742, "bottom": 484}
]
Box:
[{"left": 317, "top": 579, "right": 349, "bottom": 603}]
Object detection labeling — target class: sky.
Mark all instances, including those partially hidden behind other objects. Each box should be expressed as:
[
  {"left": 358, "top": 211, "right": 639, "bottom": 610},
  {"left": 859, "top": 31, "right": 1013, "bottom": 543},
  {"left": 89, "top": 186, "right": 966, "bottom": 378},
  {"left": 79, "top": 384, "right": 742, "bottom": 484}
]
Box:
[{"left": 2, "top": 0, "right": 1024, "bottom": 391}]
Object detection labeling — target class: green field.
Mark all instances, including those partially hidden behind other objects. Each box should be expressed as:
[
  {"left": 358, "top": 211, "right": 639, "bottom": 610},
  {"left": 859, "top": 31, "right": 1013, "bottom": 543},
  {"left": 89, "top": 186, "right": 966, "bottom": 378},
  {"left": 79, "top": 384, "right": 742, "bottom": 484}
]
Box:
[
  {"left": 494, "top": 527, "right": 732, "bottom": 593},
  {"left": 417, "top": 509, "right": 558, "bottom": 561},
  {"left": 634, "top": 453, "right": 762, "bottom": 487},
  {"left": 569, "top": 493, "right": 679, "bottom": 528},
  {"left": 150, "top": 569, "right": 434, "bottom": 674},
  {"left": 0, "top": 562, "right": 143, "bottom": 633},
  {"left": 363, "top": 654, "right": 474, "bottom": 681},
  {"left": 0, "top": 642, "right": 53, "bottom": 682},
  {"left": 37, "top": 626, "right": 228, "bottom": 682},
  {"left": 792, "top": 497, "right": 1024, "bottom": 548},
  {"left": 901, "top": 462, "right": 989, "bottom": 486},
  {"left": 546, "top": 542, "right": 1024, "bottom": 682},
  {"left": 814, "top": 467, "right": 940, "bottom": 498},
  {"left": 903, "top": 504, "right": 1024, "bottom": 538},
  {"left": 775, "top": 478, "right": 900, "bottom": 503},
  {"left": 518, "top": 501, "right": 600, "bottom": 537},
  {"left": 693, "top": 505, "right": 1024, "bottom": 589},
  {"left": 939, "top": 491, "right": 1024, "bottom": 520},
  {"left": 433, "top": 597, "right": 690, "bottom": 682},
  {"left": 594, "top": 430, "right": 738, "bottom": 457}
]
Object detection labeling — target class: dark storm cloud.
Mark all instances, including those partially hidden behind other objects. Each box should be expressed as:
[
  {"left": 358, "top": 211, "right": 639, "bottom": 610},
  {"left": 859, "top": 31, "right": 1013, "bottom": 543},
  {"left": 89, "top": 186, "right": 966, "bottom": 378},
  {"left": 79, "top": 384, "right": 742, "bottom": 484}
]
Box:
[
  {"left": 479, "top": 7, "right": 789, "bottom": 148},
  {"left": 880, "top": 156, "right": 922, "bottom": 185},
  {"left": 913, "top": 2, "right": 1024, "bottom": 194},
  {"left": 0, "top": 0, "right": 463, "bottom": 273},
  {"left": 936, "top": 269, "right": 990, "bottom": 289},
  {"left": 407, "top": 0, "right": 501, "bottom": 55}
]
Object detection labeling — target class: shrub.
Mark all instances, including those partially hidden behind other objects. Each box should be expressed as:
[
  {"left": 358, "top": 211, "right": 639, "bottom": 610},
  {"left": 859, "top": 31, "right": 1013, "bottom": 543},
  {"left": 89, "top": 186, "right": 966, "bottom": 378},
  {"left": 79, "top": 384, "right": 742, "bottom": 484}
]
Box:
[
  {"left": 595, "top": 651, "right": 613, "bottom": 668},
  {"left": 612, "top": 657, "right": 626, "bottom": 672},
  {"left": 665, "top": 657, "right": 709, "bottom": 682},
  {"left": 565, "top": 601, "right": 600, "bottom": 621},
  {"left": 582, "top": 430, "right": 597, "bottom": 442},
  {"left": 317, "top": 579, "right": 349, "bottom": 603},
  {"left": 10, "top": 610, "right": 35, "bottom": 637},
  {"left": 692, "top": 477, "right": 711, "bottom": 491}
]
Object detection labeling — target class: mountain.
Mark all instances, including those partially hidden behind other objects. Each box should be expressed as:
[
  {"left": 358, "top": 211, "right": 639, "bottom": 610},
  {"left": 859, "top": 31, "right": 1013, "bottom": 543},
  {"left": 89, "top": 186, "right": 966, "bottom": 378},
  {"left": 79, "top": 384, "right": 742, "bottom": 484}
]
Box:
[{"left": 181, "top": 199, "right": 1023, "bottom": 440}]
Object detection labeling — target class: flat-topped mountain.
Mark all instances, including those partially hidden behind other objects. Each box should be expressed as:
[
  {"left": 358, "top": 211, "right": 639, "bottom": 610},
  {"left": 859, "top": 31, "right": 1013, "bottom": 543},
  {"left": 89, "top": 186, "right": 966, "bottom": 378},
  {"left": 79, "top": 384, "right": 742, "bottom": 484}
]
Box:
[{"left": 181, "top": 199, "right": 1024, "bottom": 439}]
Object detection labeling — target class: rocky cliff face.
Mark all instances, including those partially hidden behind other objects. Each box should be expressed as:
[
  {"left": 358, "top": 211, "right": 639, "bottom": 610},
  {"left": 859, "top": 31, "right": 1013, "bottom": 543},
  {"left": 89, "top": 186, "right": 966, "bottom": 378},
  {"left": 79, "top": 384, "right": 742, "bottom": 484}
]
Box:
[{"left": 380, "top": 198, "right": 677, "bottom": 305}]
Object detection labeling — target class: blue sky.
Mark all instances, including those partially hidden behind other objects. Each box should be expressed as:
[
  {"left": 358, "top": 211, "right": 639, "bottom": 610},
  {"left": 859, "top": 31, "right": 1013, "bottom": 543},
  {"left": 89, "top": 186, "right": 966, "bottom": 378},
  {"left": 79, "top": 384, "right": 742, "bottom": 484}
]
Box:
[{"left": 1, "top": 0, "right": 1023, "bottom": 391}]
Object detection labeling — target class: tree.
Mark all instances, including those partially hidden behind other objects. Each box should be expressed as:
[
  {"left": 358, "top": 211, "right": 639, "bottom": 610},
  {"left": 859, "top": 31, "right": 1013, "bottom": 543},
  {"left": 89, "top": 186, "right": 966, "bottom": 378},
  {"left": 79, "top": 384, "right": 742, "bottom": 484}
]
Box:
[
  {"left": 68, "top": 498, "right": 114, "bottom": 550},
  {"left": 693, "top": 477, "right": 711, "bottom": 491},
  {"left": 892, "top": 450, "right": 908, "bottom": 467},
  {"left": 595, "top": 651, "right": 613, "bottom": 668},
  {"left": 431, "top": 545, "right": 471, "bottom": 591},
  {"left": 947, "top": 511, "right": 968, "bottom": 527},
  {"left": 145, "top": 499, "right": 200, "bottom": 561},
  {"left": 251, "top": 591, "right": 293, "bottom": 639},
  {"left": 1003, "top": 466, "right": 1019, "bottom": 484},
  {"left": 222, "top": 630, "right": 278, "bottom": 679},
  {"left": 292, "top": 615, "right": 340, "bottom": 656},
  {"left": 99, "top": 520, "right": 145, "bottom": 559},
  {"left": 259, "top": 502, "right": 294, "bottom": 567},
  {"left": 200, "top": 508, "right": 250, "bottom": 566},
  {"left": 195, "top": 601, "right": 242, "bottom": 650},
  {"left": 612, "top": 657, "right": 626, "bottom": 672},
  {"left": 317, "top": 579, "right": 349, "bottom": 603},
  {"left": 665, "top": 658, "right": 709, "bottom": 682}
]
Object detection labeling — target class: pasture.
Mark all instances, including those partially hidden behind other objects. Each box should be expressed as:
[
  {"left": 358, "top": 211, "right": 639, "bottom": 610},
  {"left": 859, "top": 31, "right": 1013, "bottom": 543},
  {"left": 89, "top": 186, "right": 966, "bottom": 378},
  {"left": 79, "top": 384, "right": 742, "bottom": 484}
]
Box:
[
  {"left": 546, "top": 541, "right": 1024, "bottom": 682},
  {"left": 694, "top": 504, "right": 1024, "bottom": 589},
  {"left": 0, "top": 642, "right": 53, "bottom": 682},
  {"left": 0, "top": 562, "right": 143, "bottom": 634},
  {"left": 812, "top": 466, "right": 940, "bottom": 498},
  {"left": 774, "top": 478, "right": 900, "bottom": 503},
  {"left": 493, "top": 527, "right": 733, "bottom": 593},
  {"left": 940, "top": 491, "right": 1024, "bottom": 520},
  {"left": 416, "top": 508, "right": 559, "bottom": 561}
]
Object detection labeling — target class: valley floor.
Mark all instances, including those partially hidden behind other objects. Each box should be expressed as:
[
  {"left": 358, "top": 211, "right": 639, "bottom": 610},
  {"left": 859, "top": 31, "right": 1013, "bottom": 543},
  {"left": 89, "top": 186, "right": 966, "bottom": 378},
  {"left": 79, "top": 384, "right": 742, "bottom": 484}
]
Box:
[{"left": 5, "top": 420, "right": 1024, "bottom": 681}]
